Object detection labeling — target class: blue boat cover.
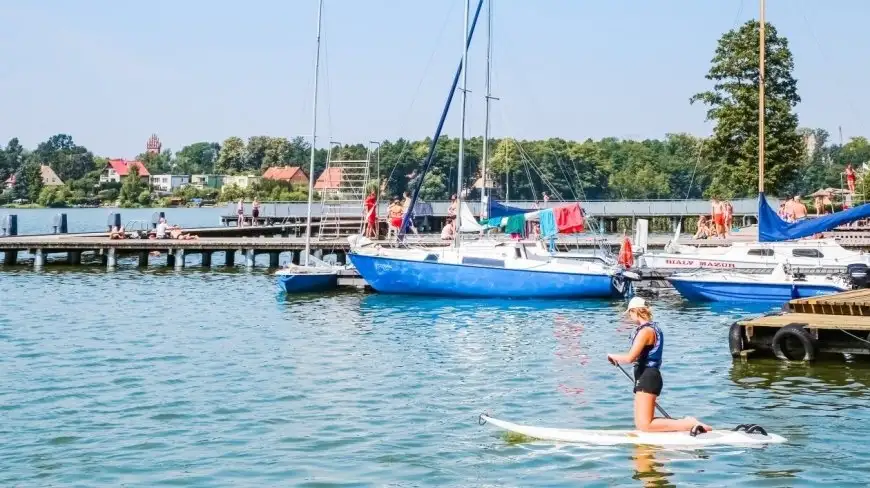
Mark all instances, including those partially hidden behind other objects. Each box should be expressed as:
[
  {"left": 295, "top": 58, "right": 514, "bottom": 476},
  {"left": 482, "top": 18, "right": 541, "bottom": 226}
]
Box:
[
  {"left": 758, "top": 192, "right": 870, "bottom": 242},
  {"left": 488, "top": 199, "right": 526, "bottom": 219}
]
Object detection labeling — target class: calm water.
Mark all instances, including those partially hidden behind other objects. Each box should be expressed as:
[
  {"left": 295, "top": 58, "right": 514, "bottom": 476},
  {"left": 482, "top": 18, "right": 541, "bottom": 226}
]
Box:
[
  {"left": 2, "top": 207, "right": 227, "bottom": 235},
  {"left": 2, "top": 267, "right": 870, "bottom": 487}
]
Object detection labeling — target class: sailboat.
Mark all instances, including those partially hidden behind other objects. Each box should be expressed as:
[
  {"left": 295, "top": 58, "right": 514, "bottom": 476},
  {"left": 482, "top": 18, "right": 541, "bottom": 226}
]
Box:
[
  {"left": 348, "top": 0, "right": 634, "bottom": 299},
  {"left": 276, "top": 0, "right": 338, "bottom": 293},
  {"left": 667, "top": 0, "right": 870, "bottom": 302}
]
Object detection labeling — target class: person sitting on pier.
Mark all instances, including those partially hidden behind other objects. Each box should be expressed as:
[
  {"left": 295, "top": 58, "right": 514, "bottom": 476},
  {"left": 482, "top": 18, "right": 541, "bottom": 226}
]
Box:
[
  {"left": 155, "top": 218, "right": 173, "bottom": 239},
  {"left": 693, "top": 216, "right": 710, "bottom": 239},
  {"left": 109, "top": 226, "right": 127, "bottom": 240},
  {"left": 169, "top": 227, "right": 199, "bottom": 240}
]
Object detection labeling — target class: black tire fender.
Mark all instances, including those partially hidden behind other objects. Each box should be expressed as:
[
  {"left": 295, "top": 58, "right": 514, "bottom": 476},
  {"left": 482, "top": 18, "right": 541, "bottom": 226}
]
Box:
[
  {"left": 772, "top": 324, "right": 817, "bottom": 361},
  {"left": 728, "top": 322, "right": 745, "bottom": 358}
]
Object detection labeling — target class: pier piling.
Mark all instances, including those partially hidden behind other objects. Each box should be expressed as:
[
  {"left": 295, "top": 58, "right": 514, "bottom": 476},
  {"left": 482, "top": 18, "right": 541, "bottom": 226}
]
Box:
[
  {"left": 3, "top": 214, "right": 18, "bottom": 236},
  {"left": 33, "top": 249, "right": 45, "bottom": 267},
  {"left": 225, "top": 250, "right": 236, "bottom": 267},
  {"left": 174, "top": 249, "right": 185, "bottom": 269},
  {"left": 269, "top": 251, "right": 280, "bottom": 268},
  {"left": 106, "top": 248, "right": 117, "bottom": 268},
  {"left": 68, "top": 251, "right": 82, "bottom": 265},
  {"left": 245, "top": 249, "right": 255, "bottom": 268},
  {"left": 201, "top": 251, "right": 212, "bottom": 267},
  {"left": 138, "top": 251, "right": 149, "bottom": 267},
  {"left": 2, "top": 250, "right": 17, "bottom": 265}
]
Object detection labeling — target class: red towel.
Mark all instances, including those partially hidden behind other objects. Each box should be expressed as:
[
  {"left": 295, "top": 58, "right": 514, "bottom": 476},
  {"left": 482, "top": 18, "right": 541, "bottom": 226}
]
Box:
[{"left": 554, "top": 204, "right": 585, "bottom": 234}]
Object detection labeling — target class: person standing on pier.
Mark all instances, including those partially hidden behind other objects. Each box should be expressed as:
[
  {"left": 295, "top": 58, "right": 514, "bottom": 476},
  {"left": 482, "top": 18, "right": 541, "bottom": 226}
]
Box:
[
  {"left": 791, "top": 195, "right": 808, "bottom": 222},
  {"left": 364, "top": 190, "right": 378, "bottom": 238},
  {"left": 845, "top": 164, "right": 857, "bottom": 194},
  {"left": 711, "top": 199, "right": 725, "bottom": 238},
  {"left": 401, "top": 191, "right": 418, "bottom": 235},
  {"left": 251, "top": 198, "right": 260, "bottom": 227},
  {"left": 237, "top": 199, "right": 245, "bottom": 227},
  {"left": 607, "top": 298, "right": 712, "bottom": 433}
]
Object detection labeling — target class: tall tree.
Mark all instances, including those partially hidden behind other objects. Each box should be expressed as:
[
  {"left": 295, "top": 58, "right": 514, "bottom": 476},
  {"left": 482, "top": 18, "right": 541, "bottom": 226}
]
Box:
[
  {"left": 175, "top": 142, "right": 220, "bottom": 174},
  {"left": 5, "top": 138, "right": 25, "bottom": 177},
  {"left": 216, "top": 137, "right": 246, "bottom": 174},
  {"left": 691, "top": 20, "right": 802, "bottom": 198},
  {"left": 33, "top": 133, "right": 95, "bottom": 182},
  {"left": 17, "top": 161, "right": 44, "bottom": 202},
  {"left": 262, "top": 137, "right": 293, "bottom": 170}
]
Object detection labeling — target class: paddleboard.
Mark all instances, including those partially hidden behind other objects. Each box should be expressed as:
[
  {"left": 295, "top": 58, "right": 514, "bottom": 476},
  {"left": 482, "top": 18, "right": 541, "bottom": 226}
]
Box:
[{"left": 480, "top": 415, "right": 786, "bottom": 446}]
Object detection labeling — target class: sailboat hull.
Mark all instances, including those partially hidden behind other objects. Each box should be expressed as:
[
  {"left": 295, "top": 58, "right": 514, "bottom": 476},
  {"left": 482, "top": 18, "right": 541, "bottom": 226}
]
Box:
[
  {"left": 667, "top": 277, "right": 846, "bottom": 303},
  {"left": 349, "top": 253, "right": 624, "bottom": 298},
  {"left": 277, "top": 272, "right": 338, "bottom": 294}
]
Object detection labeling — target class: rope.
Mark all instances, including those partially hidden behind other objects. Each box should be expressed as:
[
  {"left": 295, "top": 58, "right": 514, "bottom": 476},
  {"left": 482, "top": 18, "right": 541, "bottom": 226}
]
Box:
[{"left": 837, "top": 327, "right": 870, "bottom": 346}]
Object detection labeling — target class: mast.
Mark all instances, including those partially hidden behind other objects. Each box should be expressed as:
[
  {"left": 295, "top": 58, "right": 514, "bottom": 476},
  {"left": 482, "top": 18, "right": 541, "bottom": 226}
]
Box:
[
  {"left": 303, "top": 0, "right": 324, "bottom": 265},
  {"left": 758, "top": 0, "right": 766, "bottom": 194},
  {"left": 480, "top": 0, "right": 493, "bottom": 212},
  {"left": 455, "top": 0, "right": 470, "bottom": 247}
]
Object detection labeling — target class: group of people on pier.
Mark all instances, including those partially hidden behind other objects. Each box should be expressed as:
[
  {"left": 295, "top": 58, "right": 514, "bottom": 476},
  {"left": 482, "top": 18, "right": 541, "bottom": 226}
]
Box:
[{"left": 693, "top": 199, "right": 734, "bottom": 239}]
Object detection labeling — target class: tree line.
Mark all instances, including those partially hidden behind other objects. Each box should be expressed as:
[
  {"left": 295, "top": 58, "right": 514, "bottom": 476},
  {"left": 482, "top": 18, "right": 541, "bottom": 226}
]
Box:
[{"left": 2, "top": 20, "right": 869, "bottom": 209}]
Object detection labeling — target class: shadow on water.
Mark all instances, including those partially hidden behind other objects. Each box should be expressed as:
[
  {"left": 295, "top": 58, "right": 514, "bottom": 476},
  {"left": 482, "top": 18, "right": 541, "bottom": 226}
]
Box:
[{"left": 729, "top": 357, "right": 870, "bottom": 398}]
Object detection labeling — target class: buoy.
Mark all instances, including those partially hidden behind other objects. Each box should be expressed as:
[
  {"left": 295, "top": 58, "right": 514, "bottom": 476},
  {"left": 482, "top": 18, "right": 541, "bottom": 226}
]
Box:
[{"left": 618, "top": 236, "right": 634, "bottom": 268}]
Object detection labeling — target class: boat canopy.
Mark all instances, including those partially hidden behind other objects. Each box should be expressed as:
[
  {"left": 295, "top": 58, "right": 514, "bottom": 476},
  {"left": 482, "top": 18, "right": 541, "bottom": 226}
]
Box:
[
  {"left": 758, "top": 192, "right": 870, "bottom": 242},
  {"left": 486, "top": 198, "right": 526, "bottom": 219}
]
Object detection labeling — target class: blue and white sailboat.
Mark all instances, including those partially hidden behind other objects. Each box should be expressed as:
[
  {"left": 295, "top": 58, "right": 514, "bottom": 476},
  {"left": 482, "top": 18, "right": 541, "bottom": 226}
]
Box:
[
  {"left": 275, "top": 0, "right": 338, "bottom": 293},
  {"left": 349, "top": 0, "right": 633, "bottom": 299}
]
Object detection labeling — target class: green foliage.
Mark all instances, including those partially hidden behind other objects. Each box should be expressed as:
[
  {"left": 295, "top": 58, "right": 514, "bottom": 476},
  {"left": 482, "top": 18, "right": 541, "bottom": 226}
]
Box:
[
  {"left": 37, "top": 185, "right": 72, "bottom": 207},
  {"left": 216, "top": 137, "right": 246, "bottom": 174},
  {"left": 18, "top": 161, "right": 44, "bottom": 202},
  {"left": 691, "top": 21, "right": 803, "bottom": 198},
  {"left": 118, "top": 164, "right": 151, "bottom": 207},
  {"left": 137, "top": 149, "right": 174, "bottom": 174},
  {"left": 33, "top": 134, "right": 96, "bottom": 182},
  {"left": 175, "top": 142, "right": 220, "bottom": 174},
  {"left": 419, "top": 168, "right": 447, "bottom": 201}
]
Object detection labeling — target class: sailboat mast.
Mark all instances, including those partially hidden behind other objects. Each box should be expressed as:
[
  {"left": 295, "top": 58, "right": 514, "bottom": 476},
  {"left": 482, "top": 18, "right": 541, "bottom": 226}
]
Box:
[
  {"left": 480, "top": 0, "right": 493, "bottom": 210},
  {"left": 455, "top": 0, "right": 470, "bottom": 247},
  {"left": 758, "top": 0, "right": 766, "bottom": 194},
  {"left": 303, "top": 0, "right": 324, "bottom": 265}
]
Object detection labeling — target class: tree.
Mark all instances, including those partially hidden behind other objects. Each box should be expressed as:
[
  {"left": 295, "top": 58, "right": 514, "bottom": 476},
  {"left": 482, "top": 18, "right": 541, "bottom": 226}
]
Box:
[
  {"left": 691, "top": 20, "right": 802, "bottom": 198},
  {"left": 262, "top": 137, "right": 293, "bottom": 170},
  {"left": 33, "top": 134, "right": 96, "bottom": 182},
  {"left": 137, "top": 149, "right": 173, "bottom": 174},
  {"left": 244, "top": 136, "right": 271, "bottom": 172},
  {"left": 17, "top": 161, "right": 44, "bottom": 202},
  {"left": 419, "top": 168, "right": 447, "bottom": 200},
  {"left": 5, "top": 138, "right": 25, "bottom": 177},
  {"left": 216, "top": 137, "right": 246, "bottom": 174},
  {"left": 118, "top": 164, "right": 148, "bottom": 207},
  {"left": 175, "top": 142, "right": 220, "bottom": 174}
]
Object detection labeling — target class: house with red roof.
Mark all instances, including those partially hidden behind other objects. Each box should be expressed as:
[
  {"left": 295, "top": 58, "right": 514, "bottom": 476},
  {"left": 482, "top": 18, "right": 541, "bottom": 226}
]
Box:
[
  {"left": 314, "top": 167, "right": 343, "bottom": 197},
  {"left": 3, "top": 174, "right": 15, "bottom": 189},
  {"left": 100, "top": 159, "right": 150, "bottom": 184},
  {"left": 263, "top": 166, "right": 308, "bottom": 186}
]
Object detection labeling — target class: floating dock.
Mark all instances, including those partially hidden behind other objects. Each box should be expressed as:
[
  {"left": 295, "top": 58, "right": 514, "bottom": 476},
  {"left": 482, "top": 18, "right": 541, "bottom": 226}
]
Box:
[{"left": 731, "top": 289, "right": 870, "bottom": 361}]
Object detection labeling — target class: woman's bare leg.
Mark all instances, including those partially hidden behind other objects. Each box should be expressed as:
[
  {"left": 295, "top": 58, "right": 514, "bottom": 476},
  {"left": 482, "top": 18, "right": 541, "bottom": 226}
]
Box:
[{"left": 634, "top": 392, "right": 712, "bottom": 432}]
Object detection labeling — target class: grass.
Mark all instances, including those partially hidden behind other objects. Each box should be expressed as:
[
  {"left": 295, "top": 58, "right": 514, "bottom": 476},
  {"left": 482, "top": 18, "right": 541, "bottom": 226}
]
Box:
[{"left": 503, "top": 431, "right": 538, "bottom": 444}]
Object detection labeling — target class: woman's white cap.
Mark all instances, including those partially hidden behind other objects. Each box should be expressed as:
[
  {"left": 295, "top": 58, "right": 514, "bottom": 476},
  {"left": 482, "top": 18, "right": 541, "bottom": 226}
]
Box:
[{"left": 624, "top": 296, "right": 647, "bottom": 314}]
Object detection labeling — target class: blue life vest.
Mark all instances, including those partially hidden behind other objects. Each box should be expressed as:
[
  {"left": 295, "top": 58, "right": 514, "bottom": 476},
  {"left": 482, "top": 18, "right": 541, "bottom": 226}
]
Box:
[{"left": 630, "top": 321, "right": 663, "bottom": 369}]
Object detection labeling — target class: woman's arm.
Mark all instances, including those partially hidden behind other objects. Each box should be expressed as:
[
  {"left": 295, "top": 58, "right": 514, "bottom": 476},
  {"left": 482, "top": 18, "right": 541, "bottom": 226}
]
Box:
[{"left": 607, "top": 328, "right": 654, "bottom": 365}]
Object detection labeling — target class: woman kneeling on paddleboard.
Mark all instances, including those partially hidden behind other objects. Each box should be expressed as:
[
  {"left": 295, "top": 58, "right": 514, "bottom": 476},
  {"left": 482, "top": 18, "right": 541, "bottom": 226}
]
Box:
[{"left": 607, "top": 297, "right": 712, "bottom": 433}]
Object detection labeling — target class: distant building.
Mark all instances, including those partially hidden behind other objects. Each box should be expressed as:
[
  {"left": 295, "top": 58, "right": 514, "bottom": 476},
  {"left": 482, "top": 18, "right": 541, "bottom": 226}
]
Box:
[
  {"left": 314, "top": 167, "right": 343, "bottom": 197},
  {"left": 150, "top": 174, "right": 190, "bottom": 192},
  {"left": 191, "top": 174, "right": 226, "bottom": 189},
  {"left": 40, "top": 165, "right": 63, "bottom": 186},
  {"left": 3, "top": 175, "right": 14, "bottom": 189},
  {"left": 100, "top": 159, "right": 151, "bottom": 184},
  {"left": 147, "top": 134, "right": 162, "bottom": 155},
  {"left": 263, "top": 166, "right": 308, "bottom": 185},
  {"left": 223, "top": 175, "right": 261, "bottom": 189}
]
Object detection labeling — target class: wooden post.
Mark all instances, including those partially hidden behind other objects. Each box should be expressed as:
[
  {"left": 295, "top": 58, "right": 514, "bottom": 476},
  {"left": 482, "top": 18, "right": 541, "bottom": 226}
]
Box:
[
  {"left": 138, "top": 251, "right": 149, "bottom": 267},
  {"left": 174, "top": 249, "right": 185, "bottom": 269},
  {"left": 166, "top": 253, "right": 175, "bottom": 267},
  {"left": 269, "top": 251, "right": 280, "bottom": 268},
  {"left": 201, "top": 251, "right": 212, "bottom": 267},
  {"left": 291, "top": 251, "right": 300, "bottom": 265},
  {"left": 106, "top": 248, "right": 117, "bottom": 269},
  {"left": 33, "top": 248, "right": 45, "bottom": 267},
  {"left": 225, "top": 250, "right": 235, "bottom": 267},
  {"left": 68, "top": 251, "right": 82, "bottom": 265},
  {"left": 245, "top": 249, "right": 255, "bottom": 268}
]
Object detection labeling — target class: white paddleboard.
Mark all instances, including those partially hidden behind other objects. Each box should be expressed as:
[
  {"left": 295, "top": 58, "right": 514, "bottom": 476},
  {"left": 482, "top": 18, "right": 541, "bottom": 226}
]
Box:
[{"left": 480, "top": 415, "right": 786, "bottom": 446}]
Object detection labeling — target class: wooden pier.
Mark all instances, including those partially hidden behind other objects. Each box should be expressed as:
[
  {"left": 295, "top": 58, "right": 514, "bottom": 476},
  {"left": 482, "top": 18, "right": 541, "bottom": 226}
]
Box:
[{"left": 731, "top": 289, "right": 870, "bottom": 361}]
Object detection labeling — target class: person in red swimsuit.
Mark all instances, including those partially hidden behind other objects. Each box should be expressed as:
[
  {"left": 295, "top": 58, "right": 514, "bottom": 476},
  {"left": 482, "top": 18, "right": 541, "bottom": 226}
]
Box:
[
  {"left": 846, "top": 164, "right": 857, "bottom": 194},
  {"left": 364, "top": 191, "right": 378, "bottom": 238}
]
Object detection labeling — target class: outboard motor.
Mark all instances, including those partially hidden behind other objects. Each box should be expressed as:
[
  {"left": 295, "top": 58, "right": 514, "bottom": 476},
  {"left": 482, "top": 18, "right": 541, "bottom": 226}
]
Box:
[{"left": 846, "top": 263, "right": 870, "bottom": 288}]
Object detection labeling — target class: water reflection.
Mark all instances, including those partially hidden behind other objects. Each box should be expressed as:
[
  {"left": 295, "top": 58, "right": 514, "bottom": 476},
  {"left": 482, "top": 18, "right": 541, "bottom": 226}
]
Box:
[
  {"left": 729, "top": 357, "right": 870, "bottom": 398},
  {"left": 631, "top": 446, "right": 674, "bottom": 488}
]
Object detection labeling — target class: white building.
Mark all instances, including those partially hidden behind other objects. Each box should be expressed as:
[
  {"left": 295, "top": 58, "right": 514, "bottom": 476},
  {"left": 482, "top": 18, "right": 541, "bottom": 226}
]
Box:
[
  {"left": 223, "top": 175, "right": 261, "bottom": 189},
  {"left": 150, "top": 174, "right": 191, "bottom": 192}
]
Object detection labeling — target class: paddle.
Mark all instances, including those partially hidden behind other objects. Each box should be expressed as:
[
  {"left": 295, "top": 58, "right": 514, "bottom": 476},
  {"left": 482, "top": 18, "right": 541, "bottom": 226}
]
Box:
[{"left": 610, "top": 361, "right": 672, "bottom": 419}]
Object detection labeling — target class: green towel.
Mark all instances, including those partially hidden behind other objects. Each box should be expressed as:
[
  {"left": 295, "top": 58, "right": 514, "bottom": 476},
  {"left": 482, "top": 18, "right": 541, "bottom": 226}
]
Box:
[{"left": 505, "top": 213, "right": 526, "bottom": 236}]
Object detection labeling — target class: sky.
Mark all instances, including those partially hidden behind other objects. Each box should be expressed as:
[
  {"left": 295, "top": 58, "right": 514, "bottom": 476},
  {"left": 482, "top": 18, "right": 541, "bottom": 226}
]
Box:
[{"left": 1, "top": 0, "right": 869, "bottom": 158}]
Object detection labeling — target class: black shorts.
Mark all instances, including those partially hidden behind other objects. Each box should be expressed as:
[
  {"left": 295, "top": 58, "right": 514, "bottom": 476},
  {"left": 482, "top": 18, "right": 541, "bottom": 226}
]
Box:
[{"left": 634, "top": 367, "right": 663, "bottom": 396}]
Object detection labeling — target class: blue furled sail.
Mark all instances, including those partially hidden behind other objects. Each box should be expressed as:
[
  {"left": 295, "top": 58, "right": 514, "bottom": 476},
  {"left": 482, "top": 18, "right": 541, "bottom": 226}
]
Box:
[
  {"left": 487, "top": 199, "right": 526, "bottom": 219},
  {"left": 758, "top": 192, "right": 870, "bottom": 242}
]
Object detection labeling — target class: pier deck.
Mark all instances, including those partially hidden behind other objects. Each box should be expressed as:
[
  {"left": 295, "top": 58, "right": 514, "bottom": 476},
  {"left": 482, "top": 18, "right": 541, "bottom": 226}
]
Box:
[{"left": 732, "top": 289, "right": 870, "bottom": 360}]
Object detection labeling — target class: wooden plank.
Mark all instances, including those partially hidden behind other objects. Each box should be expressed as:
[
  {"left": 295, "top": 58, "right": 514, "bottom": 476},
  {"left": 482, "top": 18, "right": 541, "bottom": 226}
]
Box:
[{"left": 739, "top": 312, "right": 870, "bottom": 331}]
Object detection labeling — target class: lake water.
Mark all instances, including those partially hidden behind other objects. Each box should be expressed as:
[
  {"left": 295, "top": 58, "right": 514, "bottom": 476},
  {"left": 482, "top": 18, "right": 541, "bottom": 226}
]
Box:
[
  {"left": 1, "top": 207, "right": 228, "bottom": 235},
  {"left": 2, "top": 265, "right": 870, "bottom": 486}
]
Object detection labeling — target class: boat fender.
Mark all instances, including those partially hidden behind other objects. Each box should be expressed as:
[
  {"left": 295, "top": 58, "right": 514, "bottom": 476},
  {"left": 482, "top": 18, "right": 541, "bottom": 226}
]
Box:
[
  {"left": 771, "top": 324, "right": 818, "bottom": 361},
  {"left": 478, "top": 413, "right": 488, "bottom": 426},
  {"left": 746, "top": 425, "right": 768, "bottom": 436},
  {"left": 728, "top": 323, "right": 745, "bottom": 358},
  {"left": 689, "top": 424, "right": 707, "bottom": 437}
]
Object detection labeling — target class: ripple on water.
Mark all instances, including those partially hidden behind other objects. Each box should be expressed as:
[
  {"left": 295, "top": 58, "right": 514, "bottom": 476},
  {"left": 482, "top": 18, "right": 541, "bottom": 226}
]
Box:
[{"left": 1, "top": 271, "right": 870, "bottom": 486}]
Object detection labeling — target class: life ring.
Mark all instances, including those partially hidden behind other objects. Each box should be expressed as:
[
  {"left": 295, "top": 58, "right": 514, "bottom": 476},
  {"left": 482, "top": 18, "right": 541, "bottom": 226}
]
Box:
[
  {"left": 728, "top": 323, "right": 745, "bottom": 358},
  {"left": 771, "top": 324, "right": 817, "bottom": 361}
]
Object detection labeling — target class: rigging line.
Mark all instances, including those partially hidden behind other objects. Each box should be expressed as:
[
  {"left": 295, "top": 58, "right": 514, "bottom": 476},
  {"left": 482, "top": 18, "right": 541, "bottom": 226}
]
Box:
[
  {"left": 321, "top": 4, "right": 334, "bottom": 141},
  {"left": 554, "top": 155, "right": 580, "bottom": 201},
  {"left": 730, "top": 0, "right": 745, "bottom": 30},
  {"left": 684, "top": 138, "right": 707, "bottom": 201},
  {"left": 383, "top": 0, "right": 460, "bottom": 186}
]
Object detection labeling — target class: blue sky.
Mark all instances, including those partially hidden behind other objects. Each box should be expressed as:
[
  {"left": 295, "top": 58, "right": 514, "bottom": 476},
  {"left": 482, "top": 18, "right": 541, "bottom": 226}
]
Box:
[{"left": 1, "top": 0, "right": 868, "bottom": 158}]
